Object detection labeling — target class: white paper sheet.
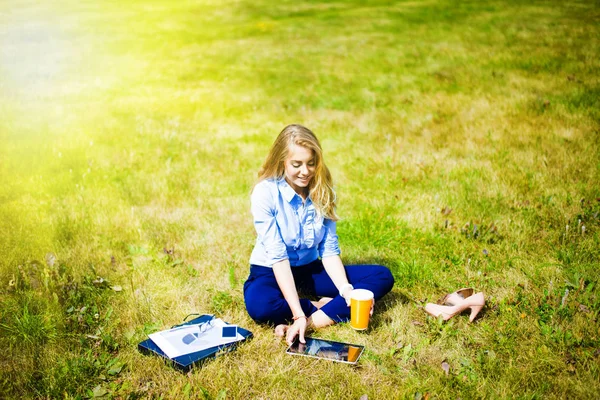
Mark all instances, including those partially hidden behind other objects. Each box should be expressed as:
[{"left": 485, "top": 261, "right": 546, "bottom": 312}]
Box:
[{"left": 148, "top": 318, "right": 244, "bottom": 359}]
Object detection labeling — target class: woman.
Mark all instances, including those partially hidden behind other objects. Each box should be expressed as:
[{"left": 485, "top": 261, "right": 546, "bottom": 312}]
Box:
[{"left": 243, "top": 124, "right": 394, "bottom": 345}]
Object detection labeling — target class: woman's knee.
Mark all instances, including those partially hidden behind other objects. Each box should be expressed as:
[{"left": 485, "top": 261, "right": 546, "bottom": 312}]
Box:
[
  {"left": 244, "top": 293, "right": 287, "bottom": 323},
  {"left": 245, "top": 302, "right": 273, "bottom": 323},
  {"left": 373, "top": 264, "right": 395, "bottom": 297}
]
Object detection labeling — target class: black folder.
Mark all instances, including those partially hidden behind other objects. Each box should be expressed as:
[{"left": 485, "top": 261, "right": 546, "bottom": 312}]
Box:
[{"left": 138, "top": 314, "right": 252, "bottom": 372}]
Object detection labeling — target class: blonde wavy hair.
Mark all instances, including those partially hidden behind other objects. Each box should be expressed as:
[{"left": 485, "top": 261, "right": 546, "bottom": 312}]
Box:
[{"left": 257, "top": 124, "right": 339, "bottom": 221}]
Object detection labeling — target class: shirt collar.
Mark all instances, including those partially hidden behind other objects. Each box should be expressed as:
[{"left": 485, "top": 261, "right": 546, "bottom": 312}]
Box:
[{"left": 277, "top": 178, "right": 306, "bottom": 204}]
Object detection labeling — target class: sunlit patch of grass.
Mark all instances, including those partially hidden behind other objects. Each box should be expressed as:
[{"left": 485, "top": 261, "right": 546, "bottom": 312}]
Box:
[{"left": 0, "top": 295, "right": 58, "bottom": 347}]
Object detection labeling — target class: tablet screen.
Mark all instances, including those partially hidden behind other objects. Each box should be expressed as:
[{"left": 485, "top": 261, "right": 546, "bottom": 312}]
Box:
[{"left": 286, "top": 337, "right": 364, "bottom": 364}]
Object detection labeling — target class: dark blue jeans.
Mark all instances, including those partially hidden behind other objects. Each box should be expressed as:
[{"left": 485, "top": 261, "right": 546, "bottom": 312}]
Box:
[{"left": 243, "top": 260, "right": 394, "bottom": 325}]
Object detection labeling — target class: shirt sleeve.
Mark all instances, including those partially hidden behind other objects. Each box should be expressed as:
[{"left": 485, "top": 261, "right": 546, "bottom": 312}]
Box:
[
  {"left": 251, "top": 182, "right": 288, "bottom": 266},
  {"left": 318, "top": 218, "right": 341, "bottom": 259}
]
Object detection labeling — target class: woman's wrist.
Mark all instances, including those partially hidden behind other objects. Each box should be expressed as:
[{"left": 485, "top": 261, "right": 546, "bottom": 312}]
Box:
[
  {"left": 339, "top": 283, "right": 354, "bottom": 297},
  {"left": 292, "top": 314, "right": 307, "bottom": 321}
]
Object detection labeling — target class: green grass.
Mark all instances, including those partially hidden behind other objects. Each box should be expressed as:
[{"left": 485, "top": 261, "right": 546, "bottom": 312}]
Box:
[{"left": 1, "top": 0, "right": 599, "bottom": 398}]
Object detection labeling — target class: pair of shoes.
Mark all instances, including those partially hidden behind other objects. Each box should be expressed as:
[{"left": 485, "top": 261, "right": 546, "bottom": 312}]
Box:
[{"left": 425, "top": 289, "right": 485, "bottom": 323}]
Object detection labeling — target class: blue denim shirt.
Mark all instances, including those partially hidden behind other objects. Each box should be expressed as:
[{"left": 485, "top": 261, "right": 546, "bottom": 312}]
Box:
[{"left": 249, "top": 178, "right": 341, "bottom": 267}]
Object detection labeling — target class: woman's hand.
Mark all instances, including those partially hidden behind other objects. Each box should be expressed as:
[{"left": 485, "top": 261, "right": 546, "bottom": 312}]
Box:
[
  {"left": 286, "top": 316, "right": 308, "bottom": 346},
  {"left": 341, "top": 287, "right": 353, "bottom": 307}
]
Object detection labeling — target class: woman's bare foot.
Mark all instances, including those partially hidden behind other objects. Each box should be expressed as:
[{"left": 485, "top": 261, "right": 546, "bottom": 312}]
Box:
[
  {"left": 274, "top": 324, "right": 288, "bottom": 338},
  {"left": 310, "top": 310, "right": 335, "bottom": 328},
  {"left": 311, "top": 297, "right": 333, "bottom": 309}
]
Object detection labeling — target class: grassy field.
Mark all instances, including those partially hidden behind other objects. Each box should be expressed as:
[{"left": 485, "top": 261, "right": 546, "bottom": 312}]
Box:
[{"left": 1, "top": 0, "right": 599, "bottom": 398}]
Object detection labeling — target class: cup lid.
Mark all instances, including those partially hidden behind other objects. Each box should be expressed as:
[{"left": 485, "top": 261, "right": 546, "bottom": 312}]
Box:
[{"left": 350, "top": 289, "right": 374, "bottom": 300}]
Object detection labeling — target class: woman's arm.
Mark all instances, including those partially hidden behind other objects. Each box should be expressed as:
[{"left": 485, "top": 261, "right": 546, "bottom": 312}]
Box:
[
  {"left": 272, "top": 259, "right": 308, "bottom": 345},
  {"left": 322, "top": 255, "right": 374, "bottom": 314},
  {"left": 322, "top": 255, "right": 353, "bottom": 303},
  {"left": 251, "top": 182, "right": 288, "bottom": 266}
]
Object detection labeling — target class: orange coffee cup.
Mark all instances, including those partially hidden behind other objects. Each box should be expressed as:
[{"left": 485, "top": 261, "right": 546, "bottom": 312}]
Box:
[{"left": 350, "top": 289, "right": 374, "bottom": 330}]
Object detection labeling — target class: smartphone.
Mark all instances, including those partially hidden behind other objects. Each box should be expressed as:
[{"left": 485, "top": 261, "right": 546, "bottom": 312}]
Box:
[{"left": 286, "top": 337, "right": 364, "bottom": 364}]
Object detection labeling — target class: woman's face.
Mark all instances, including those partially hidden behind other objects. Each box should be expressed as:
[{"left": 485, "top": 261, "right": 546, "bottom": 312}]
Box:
[{"left": 284, "top": 144, "right": 316, "bottom": 197}]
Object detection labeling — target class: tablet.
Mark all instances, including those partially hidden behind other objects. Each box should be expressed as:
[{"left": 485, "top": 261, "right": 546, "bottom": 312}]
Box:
[{"left": 286, "top": 337, "right": 365, "bottom": 364}]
